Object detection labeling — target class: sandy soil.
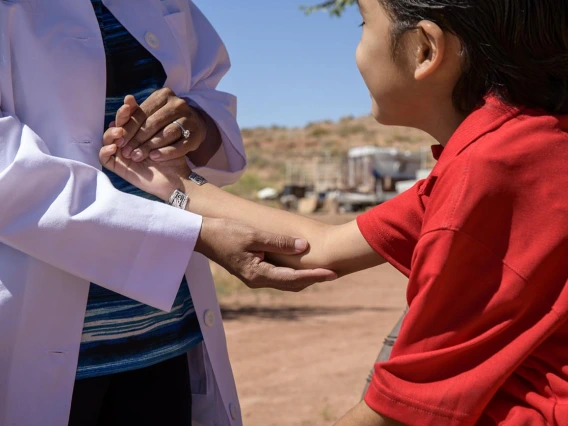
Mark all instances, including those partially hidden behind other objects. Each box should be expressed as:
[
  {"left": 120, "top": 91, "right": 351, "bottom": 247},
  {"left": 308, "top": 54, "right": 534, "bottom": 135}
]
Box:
[{"left": 215, "top": 214, "right": 409, "bottom": 426}]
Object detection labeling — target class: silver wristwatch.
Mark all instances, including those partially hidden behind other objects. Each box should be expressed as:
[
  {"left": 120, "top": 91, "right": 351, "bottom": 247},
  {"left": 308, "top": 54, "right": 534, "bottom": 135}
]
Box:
[
  {"left": 167, "top": 173, "right": 207, "bottom": 210},
  {"left": 189, "top": 172, "right": 208, "bottom": 186},
  {"left": 168, "top": 189, "right": 188, "bottom": 210}
]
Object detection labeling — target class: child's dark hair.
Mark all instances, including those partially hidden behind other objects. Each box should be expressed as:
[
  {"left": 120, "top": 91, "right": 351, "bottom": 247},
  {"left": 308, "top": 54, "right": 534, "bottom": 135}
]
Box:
[{"left": 380, "top": 0, "right": 568, "bottom": 114}]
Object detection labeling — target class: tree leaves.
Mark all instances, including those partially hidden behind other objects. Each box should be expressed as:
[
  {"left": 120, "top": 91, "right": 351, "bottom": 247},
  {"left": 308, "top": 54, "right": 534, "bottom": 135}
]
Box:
[{"left": 301, "top": 0, "right": 357, "bottom": 17}]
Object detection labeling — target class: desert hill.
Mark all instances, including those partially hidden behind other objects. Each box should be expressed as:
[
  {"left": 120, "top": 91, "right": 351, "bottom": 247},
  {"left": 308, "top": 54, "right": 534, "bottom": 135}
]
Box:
[{"left": 226, "top": 114, "right": 436, "bottom": 198}]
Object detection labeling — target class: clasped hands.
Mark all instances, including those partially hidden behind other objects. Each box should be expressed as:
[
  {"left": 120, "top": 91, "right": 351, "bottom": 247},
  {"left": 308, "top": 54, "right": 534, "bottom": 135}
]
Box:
[{"left": 100, "top": 88, "right": 337, "bottom": 291}]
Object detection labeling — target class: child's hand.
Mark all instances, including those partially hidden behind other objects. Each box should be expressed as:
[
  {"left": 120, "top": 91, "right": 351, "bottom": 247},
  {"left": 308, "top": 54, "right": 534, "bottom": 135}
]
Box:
[{"left": 100, "top": 125, "right": 190, "bottom": 201}]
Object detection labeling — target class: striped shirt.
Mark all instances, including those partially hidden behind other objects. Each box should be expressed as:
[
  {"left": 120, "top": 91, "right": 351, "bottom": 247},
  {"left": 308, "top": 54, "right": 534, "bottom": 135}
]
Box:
[{"left": 76, "top": 0, "right": 203, "bottom": 380}]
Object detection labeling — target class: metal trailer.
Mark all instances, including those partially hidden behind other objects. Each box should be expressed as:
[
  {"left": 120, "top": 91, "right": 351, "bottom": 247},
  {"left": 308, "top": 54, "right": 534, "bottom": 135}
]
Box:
[
  {"left": 333, "top": 146, "right": 427, "bottom": 212},
  {"left": 281, "top": 146, "right": 431, "bottom": 213}
]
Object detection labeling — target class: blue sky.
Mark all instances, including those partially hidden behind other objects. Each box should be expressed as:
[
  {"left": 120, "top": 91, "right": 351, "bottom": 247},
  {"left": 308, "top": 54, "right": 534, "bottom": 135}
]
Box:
[{"left": 193, "top": 0, "right": 371, "bottom": 129}]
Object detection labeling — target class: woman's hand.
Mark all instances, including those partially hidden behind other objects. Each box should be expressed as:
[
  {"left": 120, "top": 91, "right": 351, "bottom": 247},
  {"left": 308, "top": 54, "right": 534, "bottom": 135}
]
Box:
[
  {"left": 197, "top": 218, "right": 337, "bottom": 292},
  {"left": 109, "top": 88, "right": 221, "bottom": 165}
]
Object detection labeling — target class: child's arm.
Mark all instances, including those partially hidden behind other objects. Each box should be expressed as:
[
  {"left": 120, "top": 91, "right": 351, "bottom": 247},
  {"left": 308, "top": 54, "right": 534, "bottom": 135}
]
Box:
[
  {"left": 99, "top": 132, "right": 386, "bottom": 278},
  {"left": 183, "top": 180, "right": 386, "bottom": 277}
]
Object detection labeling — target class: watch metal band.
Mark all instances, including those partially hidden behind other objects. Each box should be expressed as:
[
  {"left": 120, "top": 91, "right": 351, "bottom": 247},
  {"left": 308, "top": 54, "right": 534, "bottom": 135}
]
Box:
[
  {"left": 189, "top": 172, "right": 208, "bottom": 186},
  {"left": 168, "top": 189, "right": 188, "bottom": 210}
]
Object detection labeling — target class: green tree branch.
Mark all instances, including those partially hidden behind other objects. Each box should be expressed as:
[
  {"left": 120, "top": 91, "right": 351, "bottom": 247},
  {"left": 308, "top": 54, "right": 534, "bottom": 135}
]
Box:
[{"left": 301, "top": 0, "right": 357, "bottom": 17}]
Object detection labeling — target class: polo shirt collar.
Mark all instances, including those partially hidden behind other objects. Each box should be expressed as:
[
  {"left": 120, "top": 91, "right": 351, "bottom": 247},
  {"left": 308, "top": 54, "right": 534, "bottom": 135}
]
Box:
[{"left": 431, "top": 95, "right": 524, "bottom": 164}]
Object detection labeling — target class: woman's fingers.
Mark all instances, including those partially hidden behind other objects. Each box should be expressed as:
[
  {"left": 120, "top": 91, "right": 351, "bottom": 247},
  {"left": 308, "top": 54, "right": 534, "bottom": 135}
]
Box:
[
  {"left": 113, "top": 89, "right": 208, "bottom": 162},
  {"left": 128, "top": 121, "right": 182, "bottom": 162},
  {"left": 149, "top": 136, "right": 201, "bottom": 162},
  {"left": 119, "top": 94, "right": 169, "bottom": 156},
  {"left": 111, "top": 89, "right": 207, "bottom": 163},
  {"left": 123, "top": 104, "right": 182, "bottom": 158},
  {"left": 252, "top": 263, "right": 338, "bottom": 292},
  {"left": 145, "top": 117, "right": 201, "bottom": 162},
  {"left": 129, "top": 116, "right": 203, "bottom": 163},
  {"left": 120, "top": 90, "right": 173, "bottom": 157}
]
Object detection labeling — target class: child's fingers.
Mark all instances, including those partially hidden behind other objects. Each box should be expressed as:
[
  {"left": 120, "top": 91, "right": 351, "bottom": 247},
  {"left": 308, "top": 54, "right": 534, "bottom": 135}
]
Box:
[
  {"left": 99, "top": 144, "right": 118, "bottom": 170},
  {"left": 124, "top": 95, "right": 138, "bottom": 110},
  {"left": 115, "top": 104, "right": 132, "bottom": 128},
  {"left": 102, "top": 127, "right": 124, "bottom": 147},
  {"left": 117, "top": 95, "right": 140, "bottom": 128}
]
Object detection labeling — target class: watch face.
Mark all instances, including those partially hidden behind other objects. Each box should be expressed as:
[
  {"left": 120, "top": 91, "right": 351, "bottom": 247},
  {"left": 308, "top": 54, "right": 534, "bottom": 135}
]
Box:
[
  {"left": 172, "top": 192, "right": 186, "bottom": 206},
  {"left": 170, "top": 190, "right": 188, "bottom": 209}
]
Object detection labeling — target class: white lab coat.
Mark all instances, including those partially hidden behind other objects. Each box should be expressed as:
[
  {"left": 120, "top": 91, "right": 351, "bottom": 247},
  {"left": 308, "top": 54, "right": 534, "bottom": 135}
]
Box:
[{"left": 0, "top": 1, "right": 246, "bottom": 425}]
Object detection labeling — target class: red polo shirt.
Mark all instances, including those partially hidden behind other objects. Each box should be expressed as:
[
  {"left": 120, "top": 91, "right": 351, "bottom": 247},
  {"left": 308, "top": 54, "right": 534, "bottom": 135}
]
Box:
[{"left": 357, "top": 97, "right": 568, "bottom": 426}]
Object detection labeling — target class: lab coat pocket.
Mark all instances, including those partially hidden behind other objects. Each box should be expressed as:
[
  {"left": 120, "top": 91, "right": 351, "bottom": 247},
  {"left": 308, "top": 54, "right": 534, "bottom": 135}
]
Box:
[
  {"left": 187, "top": 341, "right": 208, "bottom": 395},
  {"left": 188, "top": 342, "right": 230, "bottom": 425}
]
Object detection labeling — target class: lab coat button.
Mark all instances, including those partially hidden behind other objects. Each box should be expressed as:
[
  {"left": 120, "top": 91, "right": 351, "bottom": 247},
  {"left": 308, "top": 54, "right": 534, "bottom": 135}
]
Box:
[
  {"left": 229, "top": 402, "right": 239, "bottom": 420},
  {"left": 204, "top": 310, "right": 215, "bottom": 327},
  {"left": 144, "top": 32, "right": 160, "bottom": 49}
]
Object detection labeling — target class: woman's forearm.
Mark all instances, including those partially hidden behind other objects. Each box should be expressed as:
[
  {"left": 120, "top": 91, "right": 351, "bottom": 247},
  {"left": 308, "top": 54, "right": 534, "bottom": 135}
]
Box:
[{"left": 182, "top": 179, "right": 385, "bottom": 275}]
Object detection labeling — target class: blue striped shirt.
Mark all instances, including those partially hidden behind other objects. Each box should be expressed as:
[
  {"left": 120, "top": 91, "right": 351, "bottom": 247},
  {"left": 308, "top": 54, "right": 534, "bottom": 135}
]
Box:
[{"left": 76, "top": 0, "right": 203, "bottom": 380}]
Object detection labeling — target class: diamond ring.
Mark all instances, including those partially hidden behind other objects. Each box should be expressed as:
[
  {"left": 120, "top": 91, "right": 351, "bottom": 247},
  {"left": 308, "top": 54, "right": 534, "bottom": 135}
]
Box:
[{"left": 172, "top": 120, "right": 191, "bottom": 139}]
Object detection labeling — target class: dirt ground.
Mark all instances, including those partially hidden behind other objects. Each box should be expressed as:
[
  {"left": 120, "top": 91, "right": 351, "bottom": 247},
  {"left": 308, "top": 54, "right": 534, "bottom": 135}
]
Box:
[{"left": 214, "top": 214, "right": 409, "bottom": 426}]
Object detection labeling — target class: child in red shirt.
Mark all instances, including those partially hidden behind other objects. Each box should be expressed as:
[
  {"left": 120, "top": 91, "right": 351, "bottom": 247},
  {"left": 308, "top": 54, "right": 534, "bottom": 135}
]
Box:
[{"left": 101, "top": 0, "right": 568, "bottom": 424}]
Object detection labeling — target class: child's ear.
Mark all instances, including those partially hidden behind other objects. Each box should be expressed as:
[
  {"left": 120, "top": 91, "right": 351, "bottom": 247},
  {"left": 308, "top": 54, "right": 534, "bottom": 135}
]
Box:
[{"left": 413, "top": 20, "right": 446, "bottom": 81}]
